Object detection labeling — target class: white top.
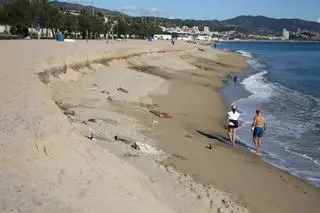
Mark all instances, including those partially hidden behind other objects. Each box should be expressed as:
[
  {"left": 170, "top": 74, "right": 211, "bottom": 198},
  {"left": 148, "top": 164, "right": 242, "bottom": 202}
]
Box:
[{"left": 228, "top": 111, "right": 240, "bottom": 126}]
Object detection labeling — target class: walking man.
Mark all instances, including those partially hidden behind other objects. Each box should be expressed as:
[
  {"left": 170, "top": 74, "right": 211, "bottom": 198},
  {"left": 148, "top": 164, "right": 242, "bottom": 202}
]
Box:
[
  {"left": 252, "top": 108, "right": 266, "bottom": 153},
  {"left": 225, "top": 104, "right": 240, "bottom": 147}
]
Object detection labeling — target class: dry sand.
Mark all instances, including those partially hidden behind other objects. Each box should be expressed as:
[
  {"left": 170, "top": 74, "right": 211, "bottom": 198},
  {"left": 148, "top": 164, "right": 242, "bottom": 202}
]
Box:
[{"left": 0, "top": 39, "right": 319, "bottom": 213}]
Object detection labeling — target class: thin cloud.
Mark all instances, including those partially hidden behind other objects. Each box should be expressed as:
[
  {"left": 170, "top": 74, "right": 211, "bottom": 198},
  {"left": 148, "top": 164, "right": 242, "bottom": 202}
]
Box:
[
  {"left": 119, "top": 5, "right": 164, "bottom": 16},
  {"left": 142, "top": 7, "right": 164, "bottom": 16},
  {"left": 122, "top": 5, "right": 139, "bottom": 11}
]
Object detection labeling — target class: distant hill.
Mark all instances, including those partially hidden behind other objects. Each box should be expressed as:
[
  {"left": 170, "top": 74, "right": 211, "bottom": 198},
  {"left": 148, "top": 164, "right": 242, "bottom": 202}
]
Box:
[
  {"left": 224, "top": 15, "right": 320, "bottom": 33},
  {"left": 131, "top": 16, "right": 243, "bottom": 32},
  {"left": 49, "top": 0, "right": 123, "bottom": 16},
  {"left": 0, "top": 0, "right": 120, "bottom": 15}
]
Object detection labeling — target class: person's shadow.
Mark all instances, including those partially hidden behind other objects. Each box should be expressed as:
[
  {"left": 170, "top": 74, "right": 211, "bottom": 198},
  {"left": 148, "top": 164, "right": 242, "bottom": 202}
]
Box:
[{"left": 197, "top": 130, "right": 255, "bottom": 151}]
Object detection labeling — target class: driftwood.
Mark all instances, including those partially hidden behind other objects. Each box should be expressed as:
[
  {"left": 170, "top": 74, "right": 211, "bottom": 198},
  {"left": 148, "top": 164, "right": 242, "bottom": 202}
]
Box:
[
  {"left": 149, "top": 110, "right": 172, "bottom": 118},
  {"left": 114, "top": 135, "right": 140, "bottom": 150}
]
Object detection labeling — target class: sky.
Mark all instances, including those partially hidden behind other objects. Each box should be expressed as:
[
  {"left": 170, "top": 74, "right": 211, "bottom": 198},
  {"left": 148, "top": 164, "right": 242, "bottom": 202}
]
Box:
[{"left": 69, "top": 0, "right": 320, "bottom": 22}]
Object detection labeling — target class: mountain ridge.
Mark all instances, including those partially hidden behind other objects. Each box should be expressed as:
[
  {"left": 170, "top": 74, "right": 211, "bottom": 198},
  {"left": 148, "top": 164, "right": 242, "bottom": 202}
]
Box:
[
  {"left": 224, "top": 15, "right": 320, "bottom": 32},
  {"left": 49, "top": 0, "right": 122, "bottom": 16}
]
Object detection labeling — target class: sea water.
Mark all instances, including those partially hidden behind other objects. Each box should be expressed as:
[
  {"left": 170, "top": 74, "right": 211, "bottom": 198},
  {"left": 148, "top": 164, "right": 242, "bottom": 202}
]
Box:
[{"left": 218, "top": 41, "right": 320, "bottom": 187}]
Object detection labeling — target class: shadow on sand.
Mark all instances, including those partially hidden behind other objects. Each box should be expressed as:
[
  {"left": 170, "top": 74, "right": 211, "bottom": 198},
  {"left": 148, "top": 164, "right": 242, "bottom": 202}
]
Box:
[{"left": 197, "top": 130, "right": 255, "bottom": 151}]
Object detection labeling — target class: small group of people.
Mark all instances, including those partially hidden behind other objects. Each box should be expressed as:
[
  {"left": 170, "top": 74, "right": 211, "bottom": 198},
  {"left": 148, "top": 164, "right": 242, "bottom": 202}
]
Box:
[{"left": 225, "top": 104, "right": 266, "bottom": 153}]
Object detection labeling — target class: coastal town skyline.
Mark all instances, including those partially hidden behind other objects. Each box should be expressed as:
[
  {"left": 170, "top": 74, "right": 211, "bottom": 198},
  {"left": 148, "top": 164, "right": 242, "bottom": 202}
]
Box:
[{"left": 83, "top": 0, "right": 320, "bottom": 22}]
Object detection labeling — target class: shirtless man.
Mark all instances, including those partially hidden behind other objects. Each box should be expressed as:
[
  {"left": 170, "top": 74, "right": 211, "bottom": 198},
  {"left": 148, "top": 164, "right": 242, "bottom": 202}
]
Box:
[
  {"left": 252, "top": 108, "right": 266, "bottom": 153},
  {"left": 225, "top": 104, "right": 240, "bottom": 147}
]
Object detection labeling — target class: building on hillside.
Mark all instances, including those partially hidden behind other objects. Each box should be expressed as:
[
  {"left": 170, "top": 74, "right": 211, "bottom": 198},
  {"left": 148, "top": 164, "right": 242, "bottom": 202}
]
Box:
[
  {"left": 191, "top": 26, "right": 200, "bottom": 34},
  {"left": 68, "top": 10, "right": 80, "bottom": 16},
  {"left": 203, "top": 26, "right": 210, "bottom": 34},
  {"left": 282, "top": 28, "right": 290, "bottom": 40},
  {"left": 297, "top": 28, "right": 301, "bottom": 35},
  {"left": 182, "top": 26, "right": 189, "bottom": 31},
  {"left": 160, "top": 26, "right": 166, "bottom": 32}
]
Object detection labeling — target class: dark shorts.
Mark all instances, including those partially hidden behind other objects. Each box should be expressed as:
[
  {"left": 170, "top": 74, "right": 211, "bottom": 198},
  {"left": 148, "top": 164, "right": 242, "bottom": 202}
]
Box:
[{"left": 253, "top": 127, "right": 264, "bottom": 138}]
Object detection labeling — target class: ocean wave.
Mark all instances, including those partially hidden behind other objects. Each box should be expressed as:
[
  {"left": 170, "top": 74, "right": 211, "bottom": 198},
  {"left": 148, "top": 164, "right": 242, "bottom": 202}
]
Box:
[
  {"left": 247, "top": 58, "right": 267, "bottom": 70},
  {"left": 236, "top": 50, "right": 253, "bottom": 58},
  {"left": 284, "top": 147, "right": 320, "bottom": 167},
  {"left": 260, "top": 151, "right": 320, "bottom": 187},
  {"left": 237, "top": 67, "right": 320, "bottom": 139},
  {"left": 227, "top": 46, "right": 320, "bottom": 188},
  {"left": 290, "top": 171, "right": 320, "bottom": 187},
  {"left": 241, "top": 70, "right": 274, "bottom": 101},
  {"left": 304, "top": 177, "right": 320, "bottom": 183}
]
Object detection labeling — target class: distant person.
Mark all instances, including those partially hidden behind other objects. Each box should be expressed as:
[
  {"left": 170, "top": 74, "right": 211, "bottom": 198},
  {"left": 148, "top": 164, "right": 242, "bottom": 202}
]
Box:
[
  {"left": 233, "top": 75, "right": 238, "bottom": 83},
  {"left": 225, "top": 104, "right": 240, "bottom": 147},
  {"left": 252, "top": 108, "right": 267, "bottom": 153},
  {"left": 171, "top": 38, "right": 175, "bottom": 46},
  {"left": 213, "top": 42, "right": 217, "bottom": 48},
  {"left": 86, "top": 30, "right": 89, "bottom": 42}
]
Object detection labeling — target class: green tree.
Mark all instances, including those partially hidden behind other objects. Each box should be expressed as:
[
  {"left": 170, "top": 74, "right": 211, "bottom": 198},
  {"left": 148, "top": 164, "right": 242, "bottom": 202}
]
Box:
[
  {"left": 91, "top": 12, "right": 106, "bottom": 38},
  {"left": 78, "top": 10, "right": 92, "bottom": 38},
  {"left": 63, "top": 12, "right": 78, "bottom": 36},
  {"left": 34, "top": 0, "right": 50, "bottom": 28},
  {"left": 47, "top": 6, "right": 62, "bottom": 37},
  {"left": 0, "top": 1, "right": 164, "bottom": 40},
  {"left": 0, "top": 5, "right": 4, "bottom": 24},
  {"left": 2, "top": 0, "right": 34, "bottom": 37},
  {"left": 118, "top": 20, "right": 129, "bottom": 37}
]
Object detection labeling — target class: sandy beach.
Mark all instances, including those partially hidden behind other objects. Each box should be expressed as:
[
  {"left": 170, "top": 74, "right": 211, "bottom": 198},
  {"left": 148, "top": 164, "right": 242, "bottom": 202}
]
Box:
[{"left": 0, "top": 39, "right": 319, "bottom": 213}]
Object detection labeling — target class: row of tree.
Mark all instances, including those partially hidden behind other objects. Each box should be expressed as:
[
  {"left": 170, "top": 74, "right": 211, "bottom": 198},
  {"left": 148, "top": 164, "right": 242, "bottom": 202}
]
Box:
[{"left": 0, "top": 0, "right": 163, "bottom": 39}]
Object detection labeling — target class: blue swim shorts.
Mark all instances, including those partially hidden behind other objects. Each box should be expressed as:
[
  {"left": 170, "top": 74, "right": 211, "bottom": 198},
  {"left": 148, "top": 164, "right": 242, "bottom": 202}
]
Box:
[{"left": 253, "top": 127, "right": 264, "bottom": 138}]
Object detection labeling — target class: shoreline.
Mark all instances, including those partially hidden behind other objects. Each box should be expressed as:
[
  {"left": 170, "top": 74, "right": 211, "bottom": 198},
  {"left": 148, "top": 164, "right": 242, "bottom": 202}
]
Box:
[
  {"left": 220, "top": 43, "right": 320, "bottom": 188},
  {"left": 137, "top": 46, "right": 320, "bottom": 213},
  {"left": 1, "top": 40, "right": 319, "bottom": 213}
]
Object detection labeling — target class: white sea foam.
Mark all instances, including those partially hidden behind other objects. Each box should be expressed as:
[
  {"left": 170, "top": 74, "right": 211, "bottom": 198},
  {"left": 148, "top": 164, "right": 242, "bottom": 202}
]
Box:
[
  {"left": 236, "top": 50, "right": 253, "bottom": 58},
  {"left": 305, "top": 177, "right": 320, "bottom": 183},
  {"left": 237, "top": 67, "right": 320, "bottom": 139},
  {"left": 284, "top": 147, "right": 320, "bottom": 167},
  {"left": 241, "top": 71, "right": 274, "bottom": 100}
]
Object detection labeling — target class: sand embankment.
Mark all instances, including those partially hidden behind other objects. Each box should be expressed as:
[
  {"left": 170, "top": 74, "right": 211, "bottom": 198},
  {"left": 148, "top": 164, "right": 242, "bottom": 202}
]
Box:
[{"left": 0, "top": 40, "right": 249, "bottom": 213}]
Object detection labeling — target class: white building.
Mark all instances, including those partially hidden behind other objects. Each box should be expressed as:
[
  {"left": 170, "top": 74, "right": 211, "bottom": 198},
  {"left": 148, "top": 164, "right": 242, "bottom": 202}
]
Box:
[
  {"left": 196, "top": 35, "right": 211, "bottom": 41},
  {"left": 0, "top": 25, "right": 11, "bottom": 34},
  {"left": 68, "top": 10, "right": 80, "bottom": 16},
  {"left": 182, "top": 26, "right": 189, "bottom": 31},
  {"left": 153, "top": 34, "right": 172, "bottom": 40},
  {"left": 203, "top": 26, "right": 210, "bottom": 34},
  {"left": 191, "top": 26, "right": 200, "bottom": 33},
  {"left": 177, "top": 35, "right": 192, "bottom": 41},
  {"left": 160, "top": 26, "right": 166, "bottom": 32},
  {"left": 282, "top": 28, "right": 290, "bottom": 40},
  {"left": 104, "top": 17, "right": 108, "bottom": 23}
]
